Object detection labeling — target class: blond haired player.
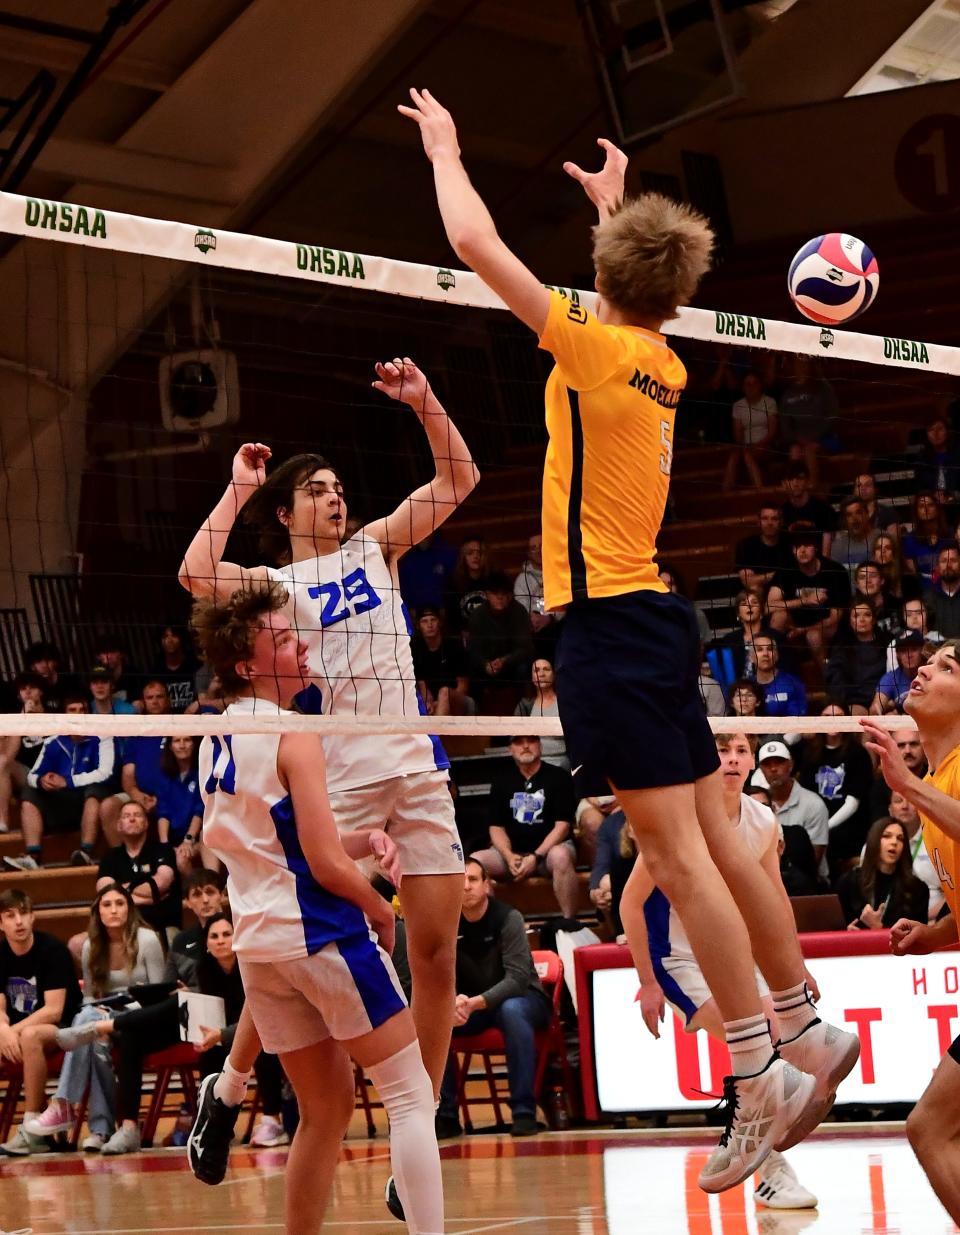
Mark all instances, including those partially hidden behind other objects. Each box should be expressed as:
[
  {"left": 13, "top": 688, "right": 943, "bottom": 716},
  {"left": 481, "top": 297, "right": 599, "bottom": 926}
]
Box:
[
  {"left": 400, "top": 87, "right": 858, "bottom": 1190},
  {"left": 863, "top": 638, "right": 960, "bottom": 1223}
]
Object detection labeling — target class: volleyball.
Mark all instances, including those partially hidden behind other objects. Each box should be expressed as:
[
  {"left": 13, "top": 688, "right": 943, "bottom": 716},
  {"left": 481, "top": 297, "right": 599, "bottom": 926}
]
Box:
[{"left": 787, "top": 232, "right": 879, "bottom": 325}]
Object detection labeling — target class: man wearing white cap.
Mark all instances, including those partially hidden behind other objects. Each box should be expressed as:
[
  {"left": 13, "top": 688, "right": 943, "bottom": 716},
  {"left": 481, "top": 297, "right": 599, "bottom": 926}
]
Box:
[{"left": 757, "top": 741, "right": 829, "bottom": 881}]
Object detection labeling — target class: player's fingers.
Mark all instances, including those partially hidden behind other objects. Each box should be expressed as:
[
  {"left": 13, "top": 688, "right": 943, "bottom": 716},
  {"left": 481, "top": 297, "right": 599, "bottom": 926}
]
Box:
[
  {"left": 562, "top": 160, "right": 588, "bottom": 184},
  {"left": 397, "top": 105, "right": 423, "bottom": 122}
]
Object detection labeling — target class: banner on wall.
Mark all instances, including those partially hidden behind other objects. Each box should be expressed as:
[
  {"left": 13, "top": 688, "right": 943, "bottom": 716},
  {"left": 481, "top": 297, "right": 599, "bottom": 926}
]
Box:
[{"left": 591, "top": 951, "right": 960, "bottom": 1113}]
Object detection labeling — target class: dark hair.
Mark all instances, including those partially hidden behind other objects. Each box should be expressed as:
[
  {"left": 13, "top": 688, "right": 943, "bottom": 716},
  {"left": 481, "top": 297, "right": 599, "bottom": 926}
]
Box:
[
  {"left": 912, "top": 490, "right": 947, "bottom": 537},
  {"left": 140, "top": 679, "right": 170, "bottom": 699},
  {"left": 63, "top": 692, "right": 89, "bottom": 710},
  {"left": 858, "top": 816, "right": 914, "bottom": 907},
  {"left": 191, "top": 582, "right": 291, "bottom": 697},
  {"left": 840, "top": 495, "right": 866, "bottom": 515},
  {"left": 804, "top": 701, "right": 854, "bottom": 762},
  {"left": 182, "top": 866, "right": 226, "bottom": 896},
  {"left": 160, "top": 735, "right": 199, "bottom": 781},
  {"left": 485, "top": 571, "right": 513, "bottom": 595},
  {"left": 92, "top": 634, "right": 127, "bottom": 657},
  {"left": 789, "top": 520, "right": 820, "bottom": 549},
  {"left": 452, "top": 538, "right": 489, "bottom": 590},
  {"left": 24, "top": 641, "right": 60, "bottom": 667},
  {"left": 465, "top": 856, "right": 488, "bottom": 880},
  {"left": 13, "top": 671, "right": 46, "bottom": 695},
  {"left": 197, "top": 912, "right": 235, "bottom": 989},
  {"left": 159, "top": 624, "right": 192, "bottom": 654},
  {"left": 785, "top": 461, "right": 810, "bottom": 481},
  {"left": 0, "top": 888, "right": 32, "bottom": 914},
  {"left": 726, "top": 679, "right": 765, "bottom": 716},
  {"left": 240, "top": 453, "right": 342, "bottom": 566}
]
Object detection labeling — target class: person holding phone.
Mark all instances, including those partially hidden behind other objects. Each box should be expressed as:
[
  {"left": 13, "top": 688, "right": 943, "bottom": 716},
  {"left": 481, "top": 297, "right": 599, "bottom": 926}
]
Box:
[{"left": 836, "top": 817, "right": 929, "bottom": 930}]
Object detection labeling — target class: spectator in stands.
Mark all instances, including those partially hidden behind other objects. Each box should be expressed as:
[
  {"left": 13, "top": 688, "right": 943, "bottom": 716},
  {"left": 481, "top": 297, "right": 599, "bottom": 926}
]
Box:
[
  {"left": 513, "top": 533, "right": 559, "bottom": 655},
  {"left": 871, "top": 630, "right": 924, "bottom": 714},
  {"left": 24, "top": 642, "right": 80, "bottom": 714},
  {"left": 0, "top": 674, "right": 46, "bottom": 834},
  {"left": 411, "top": 606, "right": 474, "bottom": 715},
  {"left": 660, "top": 565, "right": 711, "bottom": 648},
  {"left": 837, "top": 817, "right": 929, "bottom": 930},
  {"left": 92, "top": 635, "right": 141, "bottom": 709},
  {"left": 733, "top": 506, "right": 793, "bottom": 593},
  {"left": 767, "top": 523, "right": 850, "bottom": 658},
  {"left": 869, "top": 728, "right": 928, "bottom": 821},
  {"left": 797, "top": 703, "right": 873, "bottom": 877},
  {"left": 23, "top": 883, "right": 165, "bottom": 1149},
  {"left": 149, "top": 626, "right": 198, "bottom": 714},
  {"left": 832, "top": 497, "right": 880, "bottom": 581},
  {"left": 853, "top": 473, "right": 899, "bottom": 533},
  {"left": 851, "top": 561, "right": 900, "bottom": 644},
  {"left": 87, "top": 665, "right": 136, "bottom": 717},
  {"left": 191, "top": 914, "right": 288, "bottom": 1149},
  {"left": 757, "top": 740, "right": 829, "bottom": 881},
  {"left": 698, "top": 659, "right": 726, "bottom": 716},
  {"left": 185, "top": 668, "right": 226, "bottom": 717},
  {"left": 471, "top": 736, "right": 579, "bottom": 920},
  {"left": 97, "top": 801, "right": 179, "bottom": 939},
  {"left": 435, "top": 857, "right": 554, "bottom": 1139},
  {"left": 726, "top": 678, "right": 766, "bottom": 719},
  {"left": 0, "top": 888, "right": 82, "bottom": 1156},
  {"left": 780, "top": 463, "right": 835, "bottom": 558},
  {"left": 709, "top": 590, "right": 776, "bottom": 691},
  {"left": 750, "top": 634, "right": 807, "bottom": 718},
  {"left": 514, "top": 659, "right": 567, "bottom": 769},
  {"left": 873, "top": 531, "right": 922, "bottom": 604},
  {"left": 447, "top": 537, "right": 491, "bottom": 633},
  {"left": 118, "top": 681, "right": 171, "bottom": 816},
  {"left": 825, "top": 603, "right": 887, "bottom": 713},
  {"left": 888, "top": 790, "right": 945, "bottom": 922},
  {"left": 574, "top": 794, "right": 618, "bottom": 864},
  {"left": 777, "top": 355, "right": 839, "bottom": 485},
  {"left": 723, "top": 371, "right": 778, "bottom": 490},
  {"left": 5, "top": 697, "right": 116, "bottom": 871},
  {"left": 923, "top": 544, "right": 960, "bottom": 638},
  {"left": 398, "top": 531, "right": 457, "bottom": 614},
  {"left": 155, "top": 737, "right": 206, "bottom": 877},
  {"left": 467, "top": 573, "right": 534, "bottom": 710},
  {"left": 589, "top": 808, "right": 635, "bottom": 935},
  {"left": 915, "top": 416, "right": 960, "bottom": 504},
  {"left": 902, "top": 491, "right": 953, "bottom": 583},
  {"left": 884, "top": 598, "right": 942, "bottom": 671}
]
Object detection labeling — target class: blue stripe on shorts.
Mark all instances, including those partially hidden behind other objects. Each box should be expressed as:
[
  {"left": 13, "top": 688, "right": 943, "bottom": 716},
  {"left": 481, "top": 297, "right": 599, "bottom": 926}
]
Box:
[
  {"left": 337, "top": 932, "right": 406, "bottom": 1029},
  {"left": 652, "top": 956, "right": 699, "bottom": 1027}
]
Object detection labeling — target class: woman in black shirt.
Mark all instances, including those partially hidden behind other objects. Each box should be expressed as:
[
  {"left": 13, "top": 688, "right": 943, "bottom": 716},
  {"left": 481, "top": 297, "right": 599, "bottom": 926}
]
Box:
[{"left": 837, "top": 817, "right": 929, "bottom": 930}]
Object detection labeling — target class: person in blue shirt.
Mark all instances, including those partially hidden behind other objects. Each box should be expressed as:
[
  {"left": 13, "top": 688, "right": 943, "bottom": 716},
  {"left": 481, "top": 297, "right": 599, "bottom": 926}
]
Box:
[
  {"left": 5, "top": 697, "right": 116, "bottom": 870},
  {"left": 751, "top": 635, "right": 808, "bottom": 718},
  {"left": 871, "top": 631, "right": 924, "bottom": 714},
  {"left": 119, "top": 681, "right": 172, "bottom": 819},
  {"left": 156, "top": 736, "right": 210, "bottom": 876}
]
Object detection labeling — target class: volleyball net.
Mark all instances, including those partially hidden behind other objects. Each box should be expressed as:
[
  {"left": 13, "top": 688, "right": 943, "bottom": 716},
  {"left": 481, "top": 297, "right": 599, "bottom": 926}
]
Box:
[{"left": 0, "top": 189, "right": 957, "bottom": 737}]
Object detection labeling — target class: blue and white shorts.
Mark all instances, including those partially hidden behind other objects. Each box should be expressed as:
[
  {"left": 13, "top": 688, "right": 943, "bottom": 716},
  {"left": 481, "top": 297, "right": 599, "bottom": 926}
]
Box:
[{"left": 655, "top": 955, "right": 769, "bottom": 1033}]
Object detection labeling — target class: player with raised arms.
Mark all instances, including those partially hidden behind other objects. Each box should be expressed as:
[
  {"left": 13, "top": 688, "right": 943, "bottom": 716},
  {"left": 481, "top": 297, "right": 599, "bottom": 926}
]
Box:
[
  {"left": 399, "top": 87, "right": 859, "bottom": 1189},
  {"left": 628, "top": 731, "right": 818, "bottom": 1211},
  {"left": 862, "top": 639, "right": 960, "bottom": 1224},
  {"left": 179, "top": 359, "right": 476, "bottom": 1211},
  {"left": 188, "top": 581, "right": 443, "bottom": 1235}
]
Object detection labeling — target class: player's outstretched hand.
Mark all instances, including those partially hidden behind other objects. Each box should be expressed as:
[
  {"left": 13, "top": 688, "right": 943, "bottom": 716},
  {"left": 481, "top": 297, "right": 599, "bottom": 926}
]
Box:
[
  {"left": 232, "top": 442, "right": 271, "bottom": 489},
  {"left": 889, "top": 917, "right": 933, "bottom": 956},
  {"left": 372, "top": 357, "right": 429, "bottom": 413},
  {"left": 860, "top": 717, "right": 919, "bottom": 798},
  {"left": 398, "top": 88, "right": 460, "bottom": 163},
  {"left": 562, "top": 138, "right": 627, "bottom": 216},
  {"left": 637, "top": 982, "right": 665, "bottom": 1039},
  {"left": 368, "top": 828, "right": 402, "bottom": 888}
]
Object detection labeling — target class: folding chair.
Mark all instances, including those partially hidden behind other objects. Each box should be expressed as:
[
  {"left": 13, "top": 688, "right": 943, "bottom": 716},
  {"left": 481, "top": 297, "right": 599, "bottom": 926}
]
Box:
[{"left": 140, "top": 1043, "right": 200, "bottom": 1147}]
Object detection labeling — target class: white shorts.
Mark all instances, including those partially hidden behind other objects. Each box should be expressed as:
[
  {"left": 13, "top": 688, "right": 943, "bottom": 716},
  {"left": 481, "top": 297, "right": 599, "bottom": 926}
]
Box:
[
  {"left": 239, "top": 932, "right": 407, "bottom": 1055},
  {"left": 329, "top": 770, "right": 464, "bottom": 878},
  {"left": 657, "top": 955, "right": 769, "bottom": 1032}
]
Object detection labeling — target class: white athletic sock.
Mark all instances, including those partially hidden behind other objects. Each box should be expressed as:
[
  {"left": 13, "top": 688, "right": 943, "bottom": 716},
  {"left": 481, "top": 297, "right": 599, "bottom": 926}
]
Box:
[
  {"left": 213, "top": 1059, "right": 251, "bottom": 1108},
  {"left": 724, "top": 1013, "right": 774, "bottom": 1077},
  {"left": 367, "top": 1041, "right": 444, "bottom": 1235},
  {"left": 770, "top": 981, "right": 818, "bottom": 1042}
]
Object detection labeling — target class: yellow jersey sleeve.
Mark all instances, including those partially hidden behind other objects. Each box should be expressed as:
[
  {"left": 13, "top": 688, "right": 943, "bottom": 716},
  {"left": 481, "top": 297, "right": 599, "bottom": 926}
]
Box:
[
  {"left": 923, "top": 745, "right": 960, "bottom": 922},
  {"left": 539, "top": 291, "right": 638, "bottom": 392}
]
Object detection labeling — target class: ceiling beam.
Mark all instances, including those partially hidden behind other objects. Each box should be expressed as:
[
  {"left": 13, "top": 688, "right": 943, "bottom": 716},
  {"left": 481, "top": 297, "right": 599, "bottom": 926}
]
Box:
[
  {"left": 31, "top": 136, "right": 235, "bottom": 204},
  {"left": 0, "top": 30, "right": 174, "bottom": 92}
]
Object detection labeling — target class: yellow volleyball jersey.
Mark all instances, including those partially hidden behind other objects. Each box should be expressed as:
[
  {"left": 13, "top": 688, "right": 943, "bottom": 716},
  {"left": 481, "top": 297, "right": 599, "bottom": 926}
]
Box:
[
  {"left": 538, "top": 290, "right": 687, "bottom": 611},
  {"left": 921, "top": 743, "right": 960, "bottom": 922}
]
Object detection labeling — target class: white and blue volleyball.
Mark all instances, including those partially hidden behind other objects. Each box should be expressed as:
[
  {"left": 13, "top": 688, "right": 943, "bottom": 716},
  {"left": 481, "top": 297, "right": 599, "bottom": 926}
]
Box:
[{"left": 787, "top": 233, "right": 879, "bottom": 325}]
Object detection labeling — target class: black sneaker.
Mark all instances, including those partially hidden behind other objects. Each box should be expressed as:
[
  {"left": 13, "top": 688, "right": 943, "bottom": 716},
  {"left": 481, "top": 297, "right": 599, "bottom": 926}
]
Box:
[
  {"left": 188, "top": 1072, "right": 240, "bottom": 1185},
  {"left": 435, "top": 1112, "right": 462, "bottom": 1139},
  {"left": 510, "top": 1115, "right": 540, "bottom": 1137},
  {"left": 385, "top": 1175, "right": 405, "bottom": 1222},
  {"left": 70, "top": 849, "right": 95, "bottom": 866}
]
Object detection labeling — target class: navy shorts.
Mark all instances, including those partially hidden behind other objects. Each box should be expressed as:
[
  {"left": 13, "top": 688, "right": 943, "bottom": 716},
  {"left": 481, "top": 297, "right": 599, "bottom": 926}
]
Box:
[{"left": 555, "top": 589, "right": 720, "bottom": 794}]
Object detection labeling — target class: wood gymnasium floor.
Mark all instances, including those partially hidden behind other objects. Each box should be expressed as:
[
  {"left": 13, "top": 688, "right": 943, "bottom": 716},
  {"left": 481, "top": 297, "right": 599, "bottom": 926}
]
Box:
[{"left": 2, "top": 1125, "right": 957, "bottom": 1235}]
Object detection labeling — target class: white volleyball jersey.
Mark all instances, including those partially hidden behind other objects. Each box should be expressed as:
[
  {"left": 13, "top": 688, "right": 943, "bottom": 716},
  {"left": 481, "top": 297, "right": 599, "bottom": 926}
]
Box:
[
  {"left": 266, "top": 533, "right": 448, "bottom": 794},
  {"left": 199, "top": 698, "right": 369, "bottom": 963},
  {"left": 646, "top": 794, "right": 778, "bottom": 965}
]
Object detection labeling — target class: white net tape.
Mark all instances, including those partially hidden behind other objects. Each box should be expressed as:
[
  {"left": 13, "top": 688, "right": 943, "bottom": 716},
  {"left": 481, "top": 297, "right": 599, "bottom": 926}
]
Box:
[
  {"left": 6, "top": 191, "right": 959, "bottom": 373},
  {"left": 0, "top": 713, "right": 917, "bottom": 738}
]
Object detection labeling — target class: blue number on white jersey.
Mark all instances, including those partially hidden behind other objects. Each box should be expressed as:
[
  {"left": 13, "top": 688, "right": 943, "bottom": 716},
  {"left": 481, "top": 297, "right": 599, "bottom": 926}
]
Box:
[
  {"left": 307, "top": 567, "right": 382, "bottom": 629},
  {"left": 205, "top": 734, "right": 237, "bottom": 795}
]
